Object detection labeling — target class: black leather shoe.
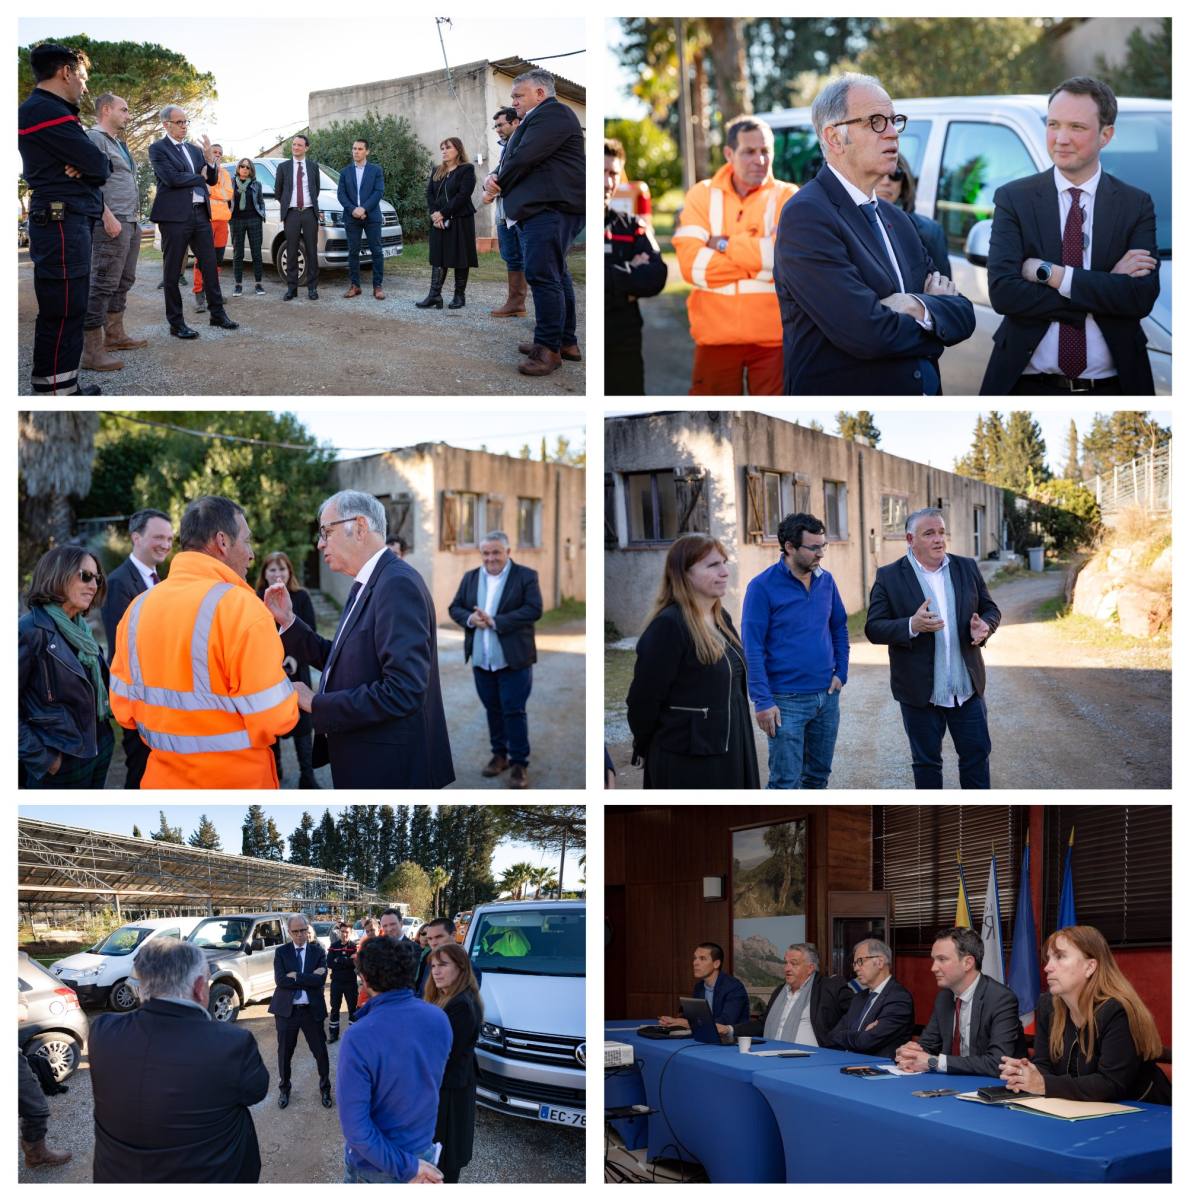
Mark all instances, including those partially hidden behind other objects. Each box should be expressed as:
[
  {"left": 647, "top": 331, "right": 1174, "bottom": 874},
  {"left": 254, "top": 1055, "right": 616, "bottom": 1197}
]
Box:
[
  {"left": 308, "top": 289, "right": 318, "bottom": 300},
  {"left": 283, "top": 288, "right": 298, "bottom": 301},
  {"left": 278, "top": 1088, "right": 290, "bottom": 1109},
  {"left": 320, "top": 1082, "right": 333, "bottom": 1108},
  {"left": 209, "top": 313, "right": 239, "bottom": 330},
  {"left": 76, "top": 384, "right": 103, "bottom": 395},
  {"left": 170, "top": 324, "right": 199, "bottom": 339}
]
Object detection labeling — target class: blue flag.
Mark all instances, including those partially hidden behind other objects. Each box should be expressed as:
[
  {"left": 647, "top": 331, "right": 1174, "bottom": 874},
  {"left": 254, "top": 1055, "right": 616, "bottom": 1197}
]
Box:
[
  {"left": 1008, "top": 838, "right": 1039, "bottom": 1026},
  {"left": 1057, "top": 827, "right": 1076, "bottom": 929}
]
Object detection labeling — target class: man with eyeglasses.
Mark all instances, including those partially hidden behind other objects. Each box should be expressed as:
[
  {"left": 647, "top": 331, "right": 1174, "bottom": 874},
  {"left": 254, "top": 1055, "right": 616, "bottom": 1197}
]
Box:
[
  {"left": 268, "top": 914, "right": 332, "bottom": 1110},
  {"left": 826, "top": 937, "right": 914, "bottom": 1058},
  {"left": 149, "top": 105, "right": 239, "bottom": 339},
  {"left": 742, "top": 512, "right": 849, "bottom": 788},
  {"left": 774, "top": 73, "right": 974, "bottom": 394}
]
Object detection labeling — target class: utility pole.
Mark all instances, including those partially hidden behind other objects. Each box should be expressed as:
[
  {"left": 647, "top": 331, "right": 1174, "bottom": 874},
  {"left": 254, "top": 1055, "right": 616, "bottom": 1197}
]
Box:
[{"left": 674, "top": 17, "right": 696, "bottom": 194}]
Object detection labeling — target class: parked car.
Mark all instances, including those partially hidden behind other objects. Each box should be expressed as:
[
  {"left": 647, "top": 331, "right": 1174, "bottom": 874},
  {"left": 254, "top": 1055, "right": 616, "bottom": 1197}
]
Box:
[
  {"left": 19, "top": 951, "right": 89, "bottom": 1083},
  {"left": 403, "top": 915, "right": 423, "bottom": 938},
  {"left": 758, "top": 94, "right": 1171, "bottom": 394},
  {"left": 49, "top": 915, "right": 203, "bottom": 1012},
  {"left": 464, "top": 899, "right": 585, "bottom": 1129},
  {"left": 311, "top": 920, "right": 336, "bottom": 951},
  {"left": 153, "top": 158, "right": 404, "bottom": 286},
  {"left": 18, "top": 218, "right": 29, "bottom": 247}
]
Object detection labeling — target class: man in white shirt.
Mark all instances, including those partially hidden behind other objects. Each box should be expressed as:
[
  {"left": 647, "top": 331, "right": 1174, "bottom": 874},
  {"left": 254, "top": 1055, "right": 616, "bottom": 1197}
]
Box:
[
  {"left": 275, "top": 133, "right": 320, "bottom": 301},
  {"left": 729, "top": 943, "right": 853, "bottom": 1046}
]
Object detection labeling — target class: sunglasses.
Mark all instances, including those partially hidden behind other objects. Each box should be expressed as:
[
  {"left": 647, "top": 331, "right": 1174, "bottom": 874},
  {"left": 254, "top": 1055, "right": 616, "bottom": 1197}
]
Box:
[
  {"left": 78, "top": 569, "right": 103, "bottom": 584},
  {"left": 887, "top": 168, "right": 905, "bottom": 182}
]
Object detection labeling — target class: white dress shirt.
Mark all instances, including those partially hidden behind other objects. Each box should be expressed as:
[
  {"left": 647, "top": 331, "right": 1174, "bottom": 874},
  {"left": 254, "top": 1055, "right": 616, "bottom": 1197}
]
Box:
[
  {"left": 129, "top": 553, "right": 159, "bottom": 589},
  {"left": 1024, "top": 164, "right": 1117, "bottom": 379},
  {"left": 290, "top": 159, "right": 311, "bottom": 210},
  {"left": 907, "top": 551, "right": 971, "bottom": 708},
  {"left": 354, "top": 164, "right": 366, "bottom": 207},
  {"left": 771, "top": 974, "right": 818, "bottom": 1047},
  {"left": 938, "top": 973, "right": 980, "bottom": 1073},
  {"left": 468, "top": 560, "right": 511, "bottom": 670},
  {"left": 167, "top": 134, "right": 206, "bottom": 205},
  {"left": 292, "top": 944, "right": 308, "bottom": 1006},
  {"left": 319, "top": 545, "right": 387, "bottom": 688}
]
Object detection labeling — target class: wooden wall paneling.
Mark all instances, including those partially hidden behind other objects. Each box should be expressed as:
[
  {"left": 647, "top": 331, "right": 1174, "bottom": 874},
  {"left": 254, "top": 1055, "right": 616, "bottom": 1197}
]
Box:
[
  {"left": 625, "top": 883, "right": 675, "bottom": 1002},
  {"left": 625, "top": 808, "right": 673, "bottom": 884},
  {"left": 605, "top": 807, "right": 627, "bottom": 886}
]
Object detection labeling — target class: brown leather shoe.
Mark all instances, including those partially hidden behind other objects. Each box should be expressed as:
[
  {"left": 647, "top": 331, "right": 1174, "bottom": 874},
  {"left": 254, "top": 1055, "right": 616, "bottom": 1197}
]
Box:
[
  {"left": 518, "top": 340, "right": 539, "bottom": 355},
  {"left": 373, "top": 287, "right": 386, "bottom": 300},
  {"left": 508, "top": 763, "right": 529, "bottom": 788},
  {"left": 517, "top": 340, "right": 580, "bottom": 362},
  {"left": 491, "top": 270, "right": 528, "bottom": 317},
  {"left": 482, "top": 754, "right": 510, "bottom": 777},
  {"left": 518, "top": 346, "right": 562, "bottom": 377},
  {"left": 343, "top": 285, "right": 362, "bottom": 298},
  {"left": 22, "top": 1139, "right": 72, "bottom": 1168}
]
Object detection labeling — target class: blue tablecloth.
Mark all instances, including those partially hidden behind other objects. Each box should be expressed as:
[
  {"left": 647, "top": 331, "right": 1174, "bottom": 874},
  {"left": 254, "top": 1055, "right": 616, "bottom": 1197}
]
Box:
[
  {"left": 753, "top": 1069, "right": 1172, "bottom": 1182},
  {"left": 605, "top": 1059, "right": 648, "bottom": 1151}
]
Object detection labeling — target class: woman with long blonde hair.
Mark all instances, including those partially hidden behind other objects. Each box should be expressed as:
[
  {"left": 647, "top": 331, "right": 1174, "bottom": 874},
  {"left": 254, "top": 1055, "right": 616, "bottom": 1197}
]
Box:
[
  {"left": 1001, "top": 924, "right": 1170, "bottom": 1104},
  {"left": 415, "top": 136, "right": 478, "bottom": 311},
  {"left": 626, "top": 532, "right": 759, "bottom": 789}
]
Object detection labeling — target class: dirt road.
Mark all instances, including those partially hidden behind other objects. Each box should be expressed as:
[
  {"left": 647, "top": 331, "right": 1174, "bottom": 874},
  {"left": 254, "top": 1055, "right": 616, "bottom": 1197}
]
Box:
[
  {"left": 19, "top": 1003, "right": 583, "bottom": 1183},
  {"left": 17, "top": 251, "right": 585, "bottom": 396},
  {"left": 607, "top": 568, "right": 1170, "bottom": 790}
]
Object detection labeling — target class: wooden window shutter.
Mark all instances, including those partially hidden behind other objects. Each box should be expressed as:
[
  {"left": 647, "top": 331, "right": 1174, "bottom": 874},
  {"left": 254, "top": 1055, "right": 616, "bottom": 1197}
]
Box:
[
  {"left": 674, "top": 467, "right": 709, "bottom": 533},
  {"left": 604, "top": 474, "right": 618, "bottom": 548},
  {"left": 745, "top": 467, "right": 764, "bottom": 542},
  {"left": 441, "top": 491, "right": 458, "bottom": 550}
]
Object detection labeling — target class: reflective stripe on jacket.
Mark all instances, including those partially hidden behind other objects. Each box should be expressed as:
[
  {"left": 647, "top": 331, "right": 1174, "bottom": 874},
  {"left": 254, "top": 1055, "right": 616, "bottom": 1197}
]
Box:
[
  {"left": 208, "top": 165, "right": 234, "bottom": 223},
  {"left": 672, "top": 163, "right": 798, "bottom": 347},
  {"left": 109, "top": 551, "right": 298, "bottom": 788}
]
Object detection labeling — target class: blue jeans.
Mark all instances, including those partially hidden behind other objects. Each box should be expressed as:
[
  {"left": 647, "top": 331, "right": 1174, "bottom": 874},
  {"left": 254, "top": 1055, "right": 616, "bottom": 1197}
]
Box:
[
  {"left": 345, "top": 216, "right": 384, "bottom": 286},
  {"left": 765, "top": 689, "right": 840, "bottom": 789},
  {"left": 496, "top": 218, "right": 524, "bottom": 271},
  {"left": 343, "top": 1146, "right": 436, "bottom": 1184},
  {"left": 520, "top": 209, "right": 583, "bottom": 350},
  {"left": 899, "top": 693, "right": 991, "bottom": 788},
  {"left": 473, "top": 664, "right": 532, "bottom": 765}
]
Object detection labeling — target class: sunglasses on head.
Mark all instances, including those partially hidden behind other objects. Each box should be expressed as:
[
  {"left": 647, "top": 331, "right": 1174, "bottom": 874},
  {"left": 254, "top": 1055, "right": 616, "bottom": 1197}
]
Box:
[{"left": 78, "top": 569, "right": 103, "bottom": 584}]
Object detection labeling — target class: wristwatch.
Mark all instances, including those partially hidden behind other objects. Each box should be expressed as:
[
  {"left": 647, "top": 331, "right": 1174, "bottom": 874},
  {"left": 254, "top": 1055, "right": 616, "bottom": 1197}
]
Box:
[
  {"left": 716, "top": 237, "right": 728, "bottom": 253},
  {"left": 1034, "top": 261, "right": 1054, "bottom": 284},
  {"left": 927, "top": 1055, "right": 939, "bottom": 1072}
]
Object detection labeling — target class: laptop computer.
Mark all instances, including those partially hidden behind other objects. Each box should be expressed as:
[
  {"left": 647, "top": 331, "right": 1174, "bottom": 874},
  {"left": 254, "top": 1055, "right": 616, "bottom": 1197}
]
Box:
[{"left": 679, "top": 996, "right": 726, "bottom": 1044}]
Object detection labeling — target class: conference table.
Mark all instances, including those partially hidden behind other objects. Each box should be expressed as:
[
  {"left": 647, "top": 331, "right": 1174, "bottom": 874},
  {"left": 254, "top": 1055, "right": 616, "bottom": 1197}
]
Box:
[{"left": 605, "top": 1021, "right": 1171, "bottom": 1183}]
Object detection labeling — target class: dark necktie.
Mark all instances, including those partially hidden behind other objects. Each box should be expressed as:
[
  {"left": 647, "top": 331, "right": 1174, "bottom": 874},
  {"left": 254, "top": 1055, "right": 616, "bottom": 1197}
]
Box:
[
  {"left": 149, "top": 570, "right": 160, "bottom": 585},
  {"left": 296, "top": 162, "right": 304, "bottom": 209},
  {"left": 1058, "top": 187, "right": 1087, "bottom": 378},
  {"left": 952, "top": 996, "right": 962, "bottom": 1056},
  {"left": 335, "top": 581, "right": 362, "bottom": 643},
  {"left": 859, "top": 201, "right": 894, "bottom": 273}
]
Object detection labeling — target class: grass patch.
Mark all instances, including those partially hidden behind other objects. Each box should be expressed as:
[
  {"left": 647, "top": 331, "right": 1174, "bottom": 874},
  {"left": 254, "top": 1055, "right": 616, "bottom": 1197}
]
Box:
[
  {"left": 605, "top": 646, "right": 635, "bottom": 713},
  {"left": 539, "top": 597, "right": 585, "bottom": 627},
  {"left": 1137, "top": 530, "right": 1172, "bottom": 571},
  {"left": 1051, "top": 609, "right": 1171, "bottom": 657},
  {"left": 988, "top": 559, "right": 1029, "bottom": 583},
  {"left": 847, "top": 606, "right": 867, "bottom": 642},
  {"left": 1034, "top": 596, "right": 1066, "bottom": 621}
]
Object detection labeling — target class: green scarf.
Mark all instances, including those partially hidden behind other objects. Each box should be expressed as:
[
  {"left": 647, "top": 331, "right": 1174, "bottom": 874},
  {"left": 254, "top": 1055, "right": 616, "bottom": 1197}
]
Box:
[
  {"left": 43, "top": 603, "right": 112, "bottom": 721},
  {"left": 235, "top": 177, "right": 251, "bottom": 212}
]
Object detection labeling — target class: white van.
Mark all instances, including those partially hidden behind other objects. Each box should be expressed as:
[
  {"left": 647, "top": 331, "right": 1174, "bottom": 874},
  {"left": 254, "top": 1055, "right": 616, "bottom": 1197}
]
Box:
[{"left": 50, "top": 916, "right": 204, "bottom": 1012}]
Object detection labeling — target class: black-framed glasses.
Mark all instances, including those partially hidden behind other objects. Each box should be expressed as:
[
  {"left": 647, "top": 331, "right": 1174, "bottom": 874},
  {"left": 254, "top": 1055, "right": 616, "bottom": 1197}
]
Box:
[
  {"left": 853, "top": 954, "right": 884, "bottom": 967},
  {"left": 78, "top": 569, "right": 103, "bottom": 584},
  {"left": 317, "top": 517, "right": 356, "bottom": 542},
  {"left": 833, "top": 112, "right": 908, "bottom": 135}
]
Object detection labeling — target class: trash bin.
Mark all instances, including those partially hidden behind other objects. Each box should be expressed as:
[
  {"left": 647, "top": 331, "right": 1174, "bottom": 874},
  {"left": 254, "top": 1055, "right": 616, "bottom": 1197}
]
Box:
[{"left": 1027, "top": 547, "right": 1045, "bottom": 571}]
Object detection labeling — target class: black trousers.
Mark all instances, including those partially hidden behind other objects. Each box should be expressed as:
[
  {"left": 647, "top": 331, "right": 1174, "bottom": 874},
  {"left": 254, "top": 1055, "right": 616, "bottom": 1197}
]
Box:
[
  {"left": 159, "top": 202, "right": 224, "bottom": 326},
  {"left": 275, "top": 1006, "right": 329, "bottom": 1089},
  {"left": 28, "top": 211, "right": 91, "bottom": 395},
  {"left": 329, "top": 974, "right": 358, "bottom": 1031},
  {"left": 122, "top": 725, "right": 149, "bottom": 789},
  {"left": 283, "top": 207, "right": 319, "bottom": 287}
]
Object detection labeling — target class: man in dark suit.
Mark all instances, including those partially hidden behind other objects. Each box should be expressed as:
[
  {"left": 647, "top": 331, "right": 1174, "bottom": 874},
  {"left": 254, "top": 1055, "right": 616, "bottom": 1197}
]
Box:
[
  {"left": 100, "top": 508, "right": 173, "bottom": 788},
  {"left": 274, "top": 134, "right": 320, "bottom": 300},
  {"left": 337, "top": 138, "right": 386, "bottom": 300},
  {"left": 482, "top": 68, "right": 584, "bottom": 377},
  {"left": 732, "top": 943, "right": 852, "bottom": 1045},
  {"left": 658, "top": 942, "right": 750, "bottom": 1029},
  {"left": 268, "top": 913, "right": 331, "bottom": 1110},
  {"left": 88, "top": 937, "right": 269, "bottom": 1181},
  {"left": 448, "top": 532, "right": 543, "bottom": 789},
  {"left": 263, "top": 490, "right": 454, "bottom": 789},
  {"left": 865, "top": 507, "right": 1002, "bottom": 789},
  {"left": 148, "top": 105, "right": 239, "bottom": 339},
  {"left": 774, "top": 73, "right": 974, "bottom": 394},
  {"left": 981, "top": 76, "right": 1159, "bottom": 396},
  {"left": 827, "top": 937, "right": 914, "bottom": 1058},
  {"left": 896, "top": 926, "right": 1026, "bottom": 1077}
]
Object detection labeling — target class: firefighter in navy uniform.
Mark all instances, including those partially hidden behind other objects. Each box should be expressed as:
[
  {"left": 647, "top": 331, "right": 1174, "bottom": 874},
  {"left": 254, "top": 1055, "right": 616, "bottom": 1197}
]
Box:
[
  {"left": 19, "top": 43, "right": 111, "bottom": 396},
  {"left": 326, "top": 921, "right": 358, "bottom": 1042},
  {"left": 604, "top": 139, "right": 667, "bottom": 396}
]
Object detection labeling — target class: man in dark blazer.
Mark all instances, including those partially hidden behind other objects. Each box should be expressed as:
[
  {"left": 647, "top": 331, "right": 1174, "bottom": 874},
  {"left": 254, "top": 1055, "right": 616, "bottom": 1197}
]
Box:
[
  {"left": 274, "top": 134, "right": 320, "bottom": 300},
  {"left": 148, "top": 105, "right": 238, "bottom": 338},
  {"left": 268, "top": 913, "right": 331, "bottom": 1109},
  {"left": 659, "top": 942, "right": 750, "bottom": 1029},
  {"left": 263, "top": 490, "right": 454, "bottom": 789},
  {"left": 774, "top": 74, "right": 974, "bottom": 394},
  {"left": 732, "top": 943, "right": 852, "bottom": 1045},
  {"left": 982, "top": 76, "right": 1159, "bottom": 396},
  {"left": 865, "top": 507, "right": 1002, "bottom": 789},
  {"left": 337, "top": 138, "right": 386, "bottom": 299},
  {"left": 896, "top": 926, "right": 1026, "bottom": 1077},
  {"left": 100, "top": 508, "right": 173, "bottom": 788},
  {"left": 88, "top": 937, "right": 268, "bottom": 1181},
  {"left": 827, "top": 937, "right": 915, "bottom": 1058},
  {"left": 448, "top": 532, "right": 543, "bottom": 789},
  {"left": 483, "top": 68, "right": 584, "bottom": 377}
]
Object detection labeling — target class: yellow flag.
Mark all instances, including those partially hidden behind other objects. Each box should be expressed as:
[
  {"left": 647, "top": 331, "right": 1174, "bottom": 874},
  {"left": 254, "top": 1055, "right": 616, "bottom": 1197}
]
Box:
[{"left": 955, "top": 858, "right": 972, "bottom": 928}]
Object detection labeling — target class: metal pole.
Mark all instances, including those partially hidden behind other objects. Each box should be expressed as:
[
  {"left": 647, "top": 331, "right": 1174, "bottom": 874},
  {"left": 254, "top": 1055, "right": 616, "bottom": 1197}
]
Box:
[{"left": 675, "top": 18, "right": 696, "bottom": 194}]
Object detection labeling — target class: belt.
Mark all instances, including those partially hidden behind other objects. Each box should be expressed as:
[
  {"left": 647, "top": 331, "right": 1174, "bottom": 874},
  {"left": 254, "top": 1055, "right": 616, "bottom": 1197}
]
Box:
[{"left": 1018, "top": 373, "right": 1119, "bottom": 393}]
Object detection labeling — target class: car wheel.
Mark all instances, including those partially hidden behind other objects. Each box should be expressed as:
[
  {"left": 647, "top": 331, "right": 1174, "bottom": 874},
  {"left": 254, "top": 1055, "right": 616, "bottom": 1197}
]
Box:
[
  {"left": 25, "top": 1033, "right": 81, "bottom": 1083},
  {"left": 273, "top": 237, "right": 308, "bottom": 288},
  {"left": 208, "top": 982, "right": 241, "bottom": 1022},
  {"left": 109, "top": 978, "right": 138, "bottom": 1012}
]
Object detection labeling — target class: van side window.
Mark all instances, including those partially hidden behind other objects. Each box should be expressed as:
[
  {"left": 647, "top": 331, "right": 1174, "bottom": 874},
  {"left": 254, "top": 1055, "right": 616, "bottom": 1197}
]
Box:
[
  {"left": 937, "top": 122, "right": 1036, "bottom": 255},
  {"left": 773, "top": 127, "right": 823, "bottom": 186}
]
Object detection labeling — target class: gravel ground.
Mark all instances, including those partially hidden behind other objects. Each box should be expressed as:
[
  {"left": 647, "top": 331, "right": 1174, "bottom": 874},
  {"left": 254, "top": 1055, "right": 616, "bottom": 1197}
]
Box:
[
  {"left": 17, "top": 250, "right": 586, "bottom": 396},
  {"left": 19, "top": 1002, "right": 584, "bottom": 1183}
]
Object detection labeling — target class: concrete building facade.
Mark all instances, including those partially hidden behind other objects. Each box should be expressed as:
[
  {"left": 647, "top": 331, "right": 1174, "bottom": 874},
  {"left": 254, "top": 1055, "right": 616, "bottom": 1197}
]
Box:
[
  {"left": 309, "top": 57, "right": 586, "bottom": 242},
  {"left": 605, "top": 411, "right": 1006, "bottom": 636},
  {"left": 328, "top": 443, "right": 585, "bottom": 622}
]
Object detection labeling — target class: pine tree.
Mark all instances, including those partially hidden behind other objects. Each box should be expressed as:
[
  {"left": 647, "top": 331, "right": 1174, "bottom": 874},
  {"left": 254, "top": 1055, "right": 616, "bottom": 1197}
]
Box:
[
  {"left": 996, "top": 412, "right": 1049, "bottom": 491},
  {"left": 408, "top": 805, "right": 433, "bottom": 866},
  {"left": 264, "top": 817, "right": 286, "bottom": 861},
  {"left": 1065, "top": 419, "right": 1080, "bottom": 481},
  {"left": 835, "top": 410, "right": 881, "bottom": 447},
  {"left": 132, "top": 825, "right": 143, "bottom": 838},
  {"left": 955, "top": 416, "right": 989, "bottom": 480},
  {"left": 393, "top": 805, "right": 410, "bottom": 863},
  {"left": 375, "top": 806, "right": 397, "bottom": 886},
  {"left": 150, "top": 810, "right": 184, "bottom": 844},
  {"left": 188, "top": 814, "right": 222, "bottom": 850},
  {"left": 241, "top": 805, "right": 270, "bottom": 858},
  {"left": 289, "top": 811, "right": 315, "bottom": 865},
  {"left": 311, "top": 808, "right": 344, "bottom": 874}
]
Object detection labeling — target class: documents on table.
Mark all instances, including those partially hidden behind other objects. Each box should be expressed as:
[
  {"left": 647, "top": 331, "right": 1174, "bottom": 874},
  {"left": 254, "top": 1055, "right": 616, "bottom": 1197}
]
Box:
[
  {"left": 747, "top": 1048, "right": 813, "bottom": 1057},
  {"left": 956, "top": 1093, "right": 1142, "bottom": 1120}
]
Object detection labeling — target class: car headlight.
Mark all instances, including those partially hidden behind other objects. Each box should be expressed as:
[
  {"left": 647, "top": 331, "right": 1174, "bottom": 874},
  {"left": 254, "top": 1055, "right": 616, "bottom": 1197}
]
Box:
[
  {"left": 319, "top": 211, "right": 339, "bottom": 227},
  {"left": 480, "top": 1022, "right": 503, "bottom": 1043},
  {"left": 70, "top": 966, "right": 102, "bottom": 980}
]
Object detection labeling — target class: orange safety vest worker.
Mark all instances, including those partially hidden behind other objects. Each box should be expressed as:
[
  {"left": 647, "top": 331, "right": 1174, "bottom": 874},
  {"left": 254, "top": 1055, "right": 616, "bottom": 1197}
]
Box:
[
  {"left": 109, "top": 551, "right": 299, "bottom": 788},
  {"left": 673, "top": 163, "right": 798, "bottom": 348},
  {"left": 208, "top": 164, "right": 233, "bottom": 223}
]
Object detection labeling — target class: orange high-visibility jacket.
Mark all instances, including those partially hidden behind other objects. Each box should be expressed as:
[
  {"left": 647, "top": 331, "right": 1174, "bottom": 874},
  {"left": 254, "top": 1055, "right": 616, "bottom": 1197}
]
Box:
[
  {"left": 109, "top": 551, "right": 298, "bottom": 788},
  {"left": 208, "top": 165, "right": 233, "bottom": 223},
  {"left": 673, "top": 163, "right": 798, "bottom": 348}
]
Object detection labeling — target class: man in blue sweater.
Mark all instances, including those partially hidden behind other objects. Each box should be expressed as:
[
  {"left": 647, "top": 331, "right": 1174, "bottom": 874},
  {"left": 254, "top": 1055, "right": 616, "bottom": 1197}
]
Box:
[
  {"left": 742, "top": 512, "right": 850, "bottom": 788},
  {"left": 337, "top": 936, "right": 451, "bottom": 1183}
]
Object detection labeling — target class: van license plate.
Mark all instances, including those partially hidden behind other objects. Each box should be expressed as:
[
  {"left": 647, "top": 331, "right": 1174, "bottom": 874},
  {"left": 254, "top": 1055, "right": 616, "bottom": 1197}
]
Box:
[
  {"left": 382, "top": 246, "right": 399, "bottom": 257},
  {"left": 539, "top": 1104, "right": 585, "bottom": 1127}
]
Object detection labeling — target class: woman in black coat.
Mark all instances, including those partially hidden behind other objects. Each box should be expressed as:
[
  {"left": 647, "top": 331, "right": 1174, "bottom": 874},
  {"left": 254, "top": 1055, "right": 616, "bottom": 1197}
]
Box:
[
  {"left": 256, "top": 551, "right": 318, "bottom": 788},
  {"left": 425, "top": 942, "right": 483, "bottom": 1182},
  {"left": 1001, "top": 924, "right": 1171, "bottom": 1105},
  {"left": 415, "top": 137, "right": 478, "bottom": 311},
  {"left": 19, "top": 546, "right": 115, "bottom": 788},
  {"left": 626, "top": 533, "right": 760, "bottom": 790},
  {"left": 229, "top": 158, "right": 267, "bottom": 293}
]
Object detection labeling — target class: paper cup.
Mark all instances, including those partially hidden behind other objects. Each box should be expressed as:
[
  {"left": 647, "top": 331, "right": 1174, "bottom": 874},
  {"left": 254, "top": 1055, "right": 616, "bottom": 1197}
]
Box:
[{"left": 738, "top": 1036, "right": 752, "bottom": 1053}]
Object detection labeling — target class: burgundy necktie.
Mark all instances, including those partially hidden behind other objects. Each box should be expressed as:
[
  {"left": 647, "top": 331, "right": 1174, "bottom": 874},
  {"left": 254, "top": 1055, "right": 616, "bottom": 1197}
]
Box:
[
  {"left": 952, "top": 996, "right": 962, "bottom": 1056},
  {"left": 150, "top": 571, "right": 160, "bottom": 585},
  {"left": 1058, "top": 187, "right": 1087, "bottom": 378},
  {"left": 296, "top": 163, "right": 304, "bottom": 210}
]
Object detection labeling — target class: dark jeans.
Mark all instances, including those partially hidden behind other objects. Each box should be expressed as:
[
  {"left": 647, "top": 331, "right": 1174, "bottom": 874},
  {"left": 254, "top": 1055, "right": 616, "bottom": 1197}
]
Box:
[
  {"left": 520, "top": 209, "right": 583, "bottom": 351},
  {"left": 283, "top": 207, "right": 319, "bottom": 287},
  {"left": 496, "top": 217, "right": 524, "bottom": 272},
  {"left": 345, "top": 215, "right": 384, "bottom": 286},
  {"left": 159, "top": 203, "right": 224, "bottom": 326},
  {"left": 230, "top": 217, "right": 263, "bottom": 283},
  {"left": 473, "top": 665, "right": 532, "bottom": 766},
  {"left": 18, "top": 1052, "right": 50, "bottom": 1143},
  {"left": 23, "top": 722, "right": 114, "bottom": 789},
  {"left": 899, "top": 693, "right": 991, "bottom": 789},
  {"left": 276, "top": 1006, "right": 329, "bottom": 1089}
]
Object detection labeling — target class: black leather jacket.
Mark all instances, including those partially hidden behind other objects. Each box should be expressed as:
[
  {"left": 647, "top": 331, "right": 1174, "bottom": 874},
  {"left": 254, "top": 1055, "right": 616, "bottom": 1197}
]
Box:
[{"left": 19, "top": 606, "right": 110, "bottom": 779}]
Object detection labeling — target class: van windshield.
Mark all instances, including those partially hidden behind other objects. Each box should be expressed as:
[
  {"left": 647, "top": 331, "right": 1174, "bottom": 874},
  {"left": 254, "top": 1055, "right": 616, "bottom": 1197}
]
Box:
[
  {"left": 1101, "top": 111, "right": 1172, "bottom": 255},
  {"left": 92, "top": 926, "right": 152, "bottom": 956},
  {"left": 470, "top": 909, "right": 585, "bottom": 977},
  {"left": 189, "top": 917, "right": 252, "bottom": 949}
]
